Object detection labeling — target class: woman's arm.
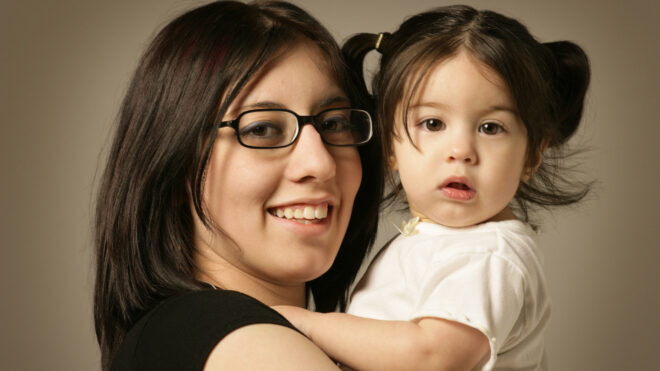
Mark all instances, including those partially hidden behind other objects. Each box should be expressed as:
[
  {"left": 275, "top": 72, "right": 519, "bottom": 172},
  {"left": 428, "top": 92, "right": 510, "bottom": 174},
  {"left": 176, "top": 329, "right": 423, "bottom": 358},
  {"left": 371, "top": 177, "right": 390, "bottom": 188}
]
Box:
[
  {"left": 274, "top": 306, "right": 489, "bottom": 371},
  {"left": 204, "top": 323, "right": 340, "bottom": 370}
]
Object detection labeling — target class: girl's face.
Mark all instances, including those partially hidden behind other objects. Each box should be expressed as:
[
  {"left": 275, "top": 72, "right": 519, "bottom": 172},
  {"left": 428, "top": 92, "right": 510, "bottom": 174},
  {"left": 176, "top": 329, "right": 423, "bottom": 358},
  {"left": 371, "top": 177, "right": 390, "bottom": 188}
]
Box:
[
  {"left": 194, "top": 43, "right": 362, "bottom": 298},
  {"left": 392, "top": 50, "right": 530, "bottom": 228}
]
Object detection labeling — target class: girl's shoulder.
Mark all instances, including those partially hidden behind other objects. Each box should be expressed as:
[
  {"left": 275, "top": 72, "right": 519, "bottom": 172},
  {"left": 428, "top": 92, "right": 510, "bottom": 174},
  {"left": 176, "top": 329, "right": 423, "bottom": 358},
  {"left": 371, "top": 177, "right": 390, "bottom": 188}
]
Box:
[
  {"left": 399, "top": 219, "right": 536, "bottom": 248},
  {"left": 388, "top": 219, "right": 541, "bottom": 271}
]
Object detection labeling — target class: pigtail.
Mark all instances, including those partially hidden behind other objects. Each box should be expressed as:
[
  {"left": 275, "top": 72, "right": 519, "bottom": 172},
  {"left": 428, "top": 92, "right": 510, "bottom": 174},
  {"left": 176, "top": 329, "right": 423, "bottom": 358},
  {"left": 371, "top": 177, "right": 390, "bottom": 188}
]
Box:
[
  {"left": 545, "top": 41, "right": 591, "bottom": 146},
  {"left": 512, "top": 41, "right": 592, "bottom": 224},
  {"left": 343, "top": 32, "right": 403, "bottom": 211},
  {"left": 341, "top": 33, "right": 381, "bottom": 93}
]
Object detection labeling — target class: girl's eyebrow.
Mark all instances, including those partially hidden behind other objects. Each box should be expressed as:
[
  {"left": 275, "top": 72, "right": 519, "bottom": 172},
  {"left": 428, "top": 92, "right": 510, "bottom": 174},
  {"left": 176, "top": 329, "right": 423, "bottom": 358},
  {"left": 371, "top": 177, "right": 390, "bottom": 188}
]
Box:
[
  {"left": 409, "top": 102, "right": 518, "bottom": 114},
  {"left": 408, "top": 101, "right": 447, "bottom": 110},
  {"left": 487, "top": 104, "right": 519, "bottom": 115}
]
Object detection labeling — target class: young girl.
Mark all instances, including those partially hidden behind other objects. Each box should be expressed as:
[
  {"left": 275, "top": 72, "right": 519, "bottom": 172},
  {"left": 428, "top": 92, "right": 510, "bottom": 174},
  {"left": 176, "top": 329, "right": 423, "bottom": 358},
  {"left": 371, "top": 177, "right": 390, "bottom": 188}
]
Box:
[{"left": 274, "top": 5, "right": 590, "bottom": 370}]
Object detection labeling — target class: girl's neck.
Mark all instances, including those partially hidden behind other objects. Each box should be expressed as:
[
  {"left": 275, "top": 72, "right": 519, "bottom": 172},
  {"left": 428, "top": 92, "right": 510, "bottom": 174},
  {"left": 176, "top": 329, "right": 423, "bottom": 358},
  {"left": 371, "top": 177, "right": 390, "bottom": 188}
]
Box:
[
  {"left": 487, "top": 206, "right": 517, "bottom": 223},
  {"left": 414, "top": 206, "right": 517, "bottom": 228}
]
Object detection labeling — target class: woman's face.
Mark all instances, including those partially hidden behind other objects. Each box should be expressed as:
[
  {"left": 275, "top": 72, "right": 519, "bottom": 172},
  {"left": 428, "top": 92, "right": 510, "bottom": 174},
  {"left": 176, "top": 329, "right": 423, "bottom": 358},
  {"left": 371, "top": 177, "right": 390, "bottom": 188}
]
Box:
[{"left": 195, "top": 43, "right": 362, "bottom": 292}]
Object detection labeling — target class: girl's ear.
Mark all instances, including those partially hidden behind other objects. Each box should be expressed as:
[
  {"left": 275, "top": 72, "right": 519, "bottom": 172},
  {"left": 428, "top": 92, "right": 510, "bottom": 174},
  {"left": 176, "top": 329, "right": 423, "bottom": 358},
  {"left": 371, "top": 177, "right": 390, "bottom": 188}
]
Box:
[
  {"left": 389, "top": 154, "right": 398, "bottom": 171},
  {"left": 388, "top": 136, "right": 399, "bottom": 170},
  {"left": 521, "top": 139, "right": 549, "bottom": 181}
]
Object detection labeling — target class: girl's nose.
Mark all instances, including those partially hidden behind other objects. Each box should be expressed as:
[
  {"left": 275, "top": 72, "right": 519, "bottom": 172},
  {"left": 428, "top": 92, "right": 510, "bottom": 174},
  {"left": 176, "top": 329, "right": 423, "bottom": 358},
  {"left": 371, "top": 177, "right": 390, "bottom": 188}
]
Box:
[
  {"left": 285, "top": 125, "right": 336, "bottom": 183},
  {"left": 446, "top": 132, "right": 477, "bottom": 164}
]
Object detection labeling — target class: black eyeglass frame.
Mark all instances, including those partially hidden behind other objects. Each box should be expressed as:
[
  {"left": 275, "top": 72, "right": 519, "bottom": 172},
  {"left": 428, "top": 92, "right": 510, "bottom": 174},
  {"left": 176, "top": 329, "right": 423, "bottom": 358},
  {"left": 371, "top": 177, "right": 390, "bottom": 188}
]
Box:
[{"left": 216, "top": 107, "right": 373, "bottom": 149}]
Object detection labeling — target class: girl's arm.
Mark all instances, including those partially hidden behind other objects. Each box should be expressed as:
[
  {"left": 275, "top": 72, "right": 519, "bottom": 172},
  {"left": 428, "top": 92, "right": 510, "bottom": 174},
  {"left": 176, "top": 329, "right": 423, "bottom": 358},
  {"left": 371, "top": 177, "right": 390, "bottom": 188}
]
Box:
[{"left": 274, "top": 306, "right": 490, "bottom": 371}]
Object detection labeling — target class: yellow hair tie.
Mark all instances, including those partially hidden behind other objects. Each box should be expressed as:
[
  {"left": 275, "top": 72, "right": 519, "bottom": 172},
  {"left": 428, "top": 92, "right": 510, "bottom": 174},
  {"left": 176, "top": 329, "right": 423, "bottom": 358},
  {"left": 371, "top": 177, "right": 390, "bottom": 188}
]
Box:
[{"left": 375, "top": 33, "right": 385, "bottom": 50}]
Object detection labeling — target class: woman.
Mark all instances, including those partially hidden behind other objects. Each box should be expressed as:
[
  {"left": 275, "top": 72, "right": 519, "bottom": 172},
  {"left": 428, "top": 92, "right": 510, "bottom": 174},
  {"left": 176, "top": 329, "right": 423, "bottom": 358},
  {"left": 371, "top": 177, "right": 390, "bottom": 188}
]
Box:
[{"left": 93, "top": 1, "right": 382, "bottom": 369}]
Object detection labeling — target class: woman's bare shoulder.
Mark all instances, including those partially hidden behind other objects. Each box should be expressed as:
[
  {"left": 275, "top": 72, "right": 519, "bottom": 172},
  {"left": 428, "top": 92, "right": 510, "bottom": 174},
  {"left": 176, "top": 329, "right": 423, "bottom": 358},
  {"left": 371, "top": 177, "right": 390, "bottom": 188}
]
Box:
[{"left": 204, "top": 322, "right": 339, "bottom": 370}]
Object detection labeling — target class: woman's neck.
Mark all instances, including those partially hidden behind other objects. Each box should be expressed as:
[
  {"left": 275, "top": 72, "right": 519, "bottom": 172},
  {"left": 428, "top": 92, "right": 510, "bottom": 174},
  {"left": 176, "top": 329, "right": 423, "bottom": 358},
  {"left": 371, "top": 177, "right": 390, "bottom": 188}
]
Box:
[{"left": 194, "top": 250, "right": 307, "bottom": 307}]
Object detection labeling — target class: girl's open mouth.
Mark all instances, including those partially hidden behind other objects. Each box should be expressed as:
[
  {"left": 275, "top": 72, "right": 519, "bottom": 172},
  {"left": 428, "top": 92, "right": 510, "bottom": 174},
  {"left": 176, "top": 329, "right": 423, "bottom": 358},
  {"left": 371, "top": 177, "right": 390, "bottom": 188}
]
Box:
[
  {"left": 446, "top": 182, "right": 471, "bottom": 190},
  {"left": 440, "top": 181, "right": 476, "bottom": 201}
]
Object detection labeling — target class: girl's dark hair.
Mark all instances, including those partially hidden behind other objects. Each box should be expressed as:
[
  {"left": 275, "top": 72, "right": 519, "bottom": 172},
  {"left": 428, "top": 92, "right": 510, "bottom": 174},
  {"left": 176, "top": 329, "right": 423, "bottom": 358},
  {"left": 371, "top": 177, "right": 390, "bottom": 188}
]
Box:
[
  {"left": 343, "top": 4, "right": 590, "bottom": 222},
  {"left": 94, "top": 1, "right": 382, "bottom": 368}
]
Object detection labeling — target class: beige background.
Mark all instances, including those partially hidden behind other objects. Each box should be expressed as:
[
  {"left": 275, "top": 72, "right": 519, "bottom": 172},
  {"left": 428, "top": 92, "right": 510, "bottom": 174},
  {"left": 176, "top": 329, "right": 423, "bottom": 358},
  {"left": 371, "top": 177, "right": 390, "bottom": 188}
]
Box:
[{"left": 2, "top": 0, "right": 658, "bottom": 370}]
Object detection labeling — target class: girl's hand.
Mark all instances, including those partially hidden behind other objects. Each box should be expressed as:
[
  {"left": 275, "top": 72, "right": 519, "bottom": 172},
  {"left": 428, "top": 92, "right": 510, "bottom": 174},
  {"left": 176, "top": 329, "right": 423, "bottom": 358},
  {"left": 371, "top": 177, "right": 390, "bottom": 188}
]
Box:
[{"left": 271, "top": 305, "right": 314, "bottom": 337}]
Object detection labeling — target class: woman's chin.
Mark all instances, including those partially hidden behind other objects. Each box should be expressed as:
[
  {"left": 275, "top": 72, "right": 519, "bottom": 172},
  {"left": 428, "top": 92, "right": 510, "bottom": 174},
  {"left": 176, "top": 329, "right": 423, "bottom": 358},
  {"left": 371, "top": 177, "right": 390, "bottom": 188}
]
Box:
[{"left": 274, "top": 255, "right": 336, "bottom": 284}]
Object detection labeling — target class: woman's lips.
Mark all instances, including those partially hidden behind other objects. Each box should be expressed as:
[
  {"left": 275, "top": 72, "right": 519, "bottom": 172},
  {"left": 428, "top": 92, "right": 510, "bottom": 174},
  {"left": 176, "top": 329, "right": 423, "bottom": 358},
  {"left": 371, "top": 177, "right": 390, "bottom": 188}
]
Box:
[
  {"left": 269, "top": 203, "right": 329, "bottom": 223},
  {"left": 268, "top": 203, "right": 333, "bottom": 237}
]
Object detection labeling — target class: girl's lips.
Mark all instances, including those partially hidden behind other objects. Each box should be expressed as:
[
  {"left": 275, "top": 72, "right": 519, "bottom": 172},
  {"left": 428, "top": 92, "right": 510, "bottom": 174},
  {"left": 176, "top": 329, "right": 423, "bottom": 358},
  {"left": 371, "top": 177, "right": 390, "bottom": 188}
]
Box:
[
  {"left": 441, "top": 186, "right": 476, "bottom": 201},
  {"left": 439, "top": 177, "right": 476, "bottom": 201}
]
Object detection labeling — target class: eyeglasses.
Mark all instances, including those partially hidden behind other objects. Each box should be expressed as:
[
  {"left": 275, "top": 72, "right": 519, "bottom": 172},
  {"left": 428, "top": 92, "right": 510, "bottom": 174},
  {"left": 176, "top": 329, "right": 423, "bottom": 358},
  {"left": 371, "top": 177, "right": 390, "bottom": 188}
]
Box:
[{"left": 217, "top": 107, "right": 373, "bottom": 149}]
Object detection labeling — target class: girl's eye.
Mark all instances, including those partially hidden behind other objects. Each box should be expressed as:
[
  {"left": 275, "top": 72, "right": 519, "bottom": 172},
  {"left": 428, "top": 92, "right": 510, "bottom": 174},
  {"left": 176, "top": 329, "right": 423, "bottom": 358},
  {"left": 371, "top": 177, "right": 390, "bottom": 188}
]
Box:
[
  {"left": 479, "top": 122, "right": 505, "bottom": 135},
  {"left": 420, "top": 119, "right": 445, "bottom": 132}
]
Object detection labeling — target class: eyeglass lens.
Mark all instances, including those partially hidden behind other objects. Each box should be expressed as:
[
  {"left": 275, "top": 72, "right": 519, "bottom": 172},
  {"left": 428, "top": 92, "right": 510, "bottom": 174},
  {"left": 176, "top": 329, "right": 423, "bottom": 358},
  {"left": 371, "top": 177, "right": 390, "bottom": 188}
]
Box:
[{"left": 236, "top": 109, "right": 370, "bottom": 148}]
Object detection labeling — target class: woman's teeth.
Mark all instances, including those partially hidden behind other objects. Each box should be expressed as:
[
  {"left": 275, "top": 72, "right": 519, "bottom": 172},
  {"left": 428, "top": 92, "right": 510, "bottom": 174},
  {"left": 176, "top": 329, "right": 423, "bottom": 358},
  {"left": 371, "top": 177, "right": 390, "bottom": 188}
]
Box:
[{"left": 273, "top": 204, "right": 328, "bottom": 221}]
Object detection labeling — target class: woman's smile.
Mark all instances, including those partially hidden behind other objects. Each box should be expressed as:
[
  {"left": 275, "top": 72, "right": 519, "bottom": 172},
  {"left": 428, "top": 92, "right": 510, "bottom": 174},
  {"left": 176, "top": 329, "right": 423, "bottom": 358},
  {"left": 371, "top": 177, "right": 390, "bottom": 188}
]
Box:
[
  {"left": 268, "top": 203, "right": 335, "bottom": 237},
  {"left": 269, "top": 203, "right": 330, "bottom": 222}
]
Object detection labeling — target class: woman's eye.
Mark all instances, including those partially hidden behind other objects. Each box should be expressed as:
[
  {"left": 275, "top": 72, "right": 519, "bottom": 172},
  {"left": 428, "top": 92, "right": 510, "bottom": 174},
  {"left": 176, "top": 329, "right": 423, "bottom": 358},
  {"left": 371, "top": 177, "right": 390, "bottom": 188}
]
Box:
[
  {"left": 479, "top": 122, "right": 505, "bottom": 135},
  {"left": 321, "top": 116, "right": 351, "bottom": 132},
  {"left": 420, "top": 119, "right": 445, "bottom": 132},
  {"left": 239, "top": 122, "right": 283, "bottom": 138}
]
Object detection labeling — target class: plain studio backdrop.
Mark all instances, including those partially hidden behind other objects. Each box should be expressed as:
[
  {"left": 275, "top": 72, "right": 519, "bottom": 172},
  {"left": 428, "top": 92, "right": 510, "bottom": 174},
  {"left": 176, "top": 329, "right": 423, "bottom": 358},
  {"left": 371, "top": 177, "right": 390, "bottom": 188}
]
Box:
[{"left": 2, "top": 0, "right": 658, "bottom": 370}]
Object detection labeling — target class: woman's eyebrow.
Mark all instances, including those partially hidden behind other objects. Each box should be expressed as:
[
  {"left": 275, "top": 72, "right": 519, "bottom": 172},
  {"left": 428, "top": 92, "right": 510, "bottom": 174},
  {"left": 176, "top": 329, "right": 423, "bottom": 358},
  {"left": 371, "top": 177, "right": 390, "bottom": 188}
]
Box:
[
  {"left": 234, "top": 96, "right": 351, "bottom": 116},
  {"left": 239, "top": 101, "right": 286, "bottom": 111},
  {"left": 240, "top": 96, "right": 350, "bottom": 110},
  {"left": 318, "top": 95, "right": 350, "bottom": 108},
  {"left": 224, "top": 101, "right": 283, "bottom": 120}
]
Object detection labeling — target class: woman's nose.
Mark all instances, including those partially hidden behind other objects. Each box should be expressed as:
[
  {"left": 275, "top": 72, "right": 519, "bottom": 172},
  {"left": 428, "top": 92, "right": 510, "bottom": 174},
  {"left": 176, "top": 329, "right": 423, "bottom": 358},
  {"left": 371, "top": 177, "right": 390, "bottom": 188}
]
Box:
[{"left": 285, "top": 125, "right": 336, "bottom": 183}]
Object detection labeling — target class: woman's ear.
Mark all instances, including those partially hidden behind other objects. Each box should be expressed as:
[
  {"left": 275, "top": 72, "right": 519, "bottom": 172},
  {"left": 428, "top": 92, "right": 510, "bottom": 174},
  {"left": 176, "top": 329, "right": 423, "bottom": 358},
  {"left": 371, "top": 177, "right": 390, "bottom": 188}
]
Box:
[{"left": 521, "top": 139, "right": 549, "bottom": 181}]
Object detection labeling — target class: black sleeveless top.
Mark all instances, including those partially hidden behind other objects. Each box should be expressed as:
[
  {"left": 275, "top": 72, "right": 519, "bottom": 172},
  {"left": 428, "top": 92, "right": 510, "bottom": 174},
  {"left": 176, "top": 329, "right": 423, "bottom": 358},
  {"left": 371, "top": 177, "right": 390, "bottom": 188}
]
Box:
[{"left": 111, "top": 289, "right": 297, "bottom": 370}]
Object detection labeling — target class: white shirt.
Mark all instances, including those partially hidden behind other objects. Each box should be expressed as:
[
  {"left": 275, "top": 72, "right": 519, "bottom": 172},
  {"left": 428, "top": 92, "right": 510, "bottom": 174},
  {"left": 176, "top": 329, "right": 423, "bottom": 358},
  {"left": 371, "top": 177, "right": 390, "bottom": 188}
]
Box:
[{"left": 347, "top": 220, "right": 550, "bottom": 370}]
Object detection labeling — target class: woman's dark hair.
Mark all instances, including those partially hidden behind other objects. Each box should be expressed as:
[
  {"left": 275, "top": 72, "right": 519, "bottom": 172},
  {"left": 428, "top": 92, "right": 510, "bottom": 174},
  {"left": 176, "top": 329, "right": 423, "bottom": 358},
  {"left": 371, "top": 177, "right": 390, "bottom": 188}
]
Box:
[
  {"left": 343, "top": 4, "right": 590, "bottom": 222},
  {"left": 94, "top": 1, "right": 382, "bottom": 368}
]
